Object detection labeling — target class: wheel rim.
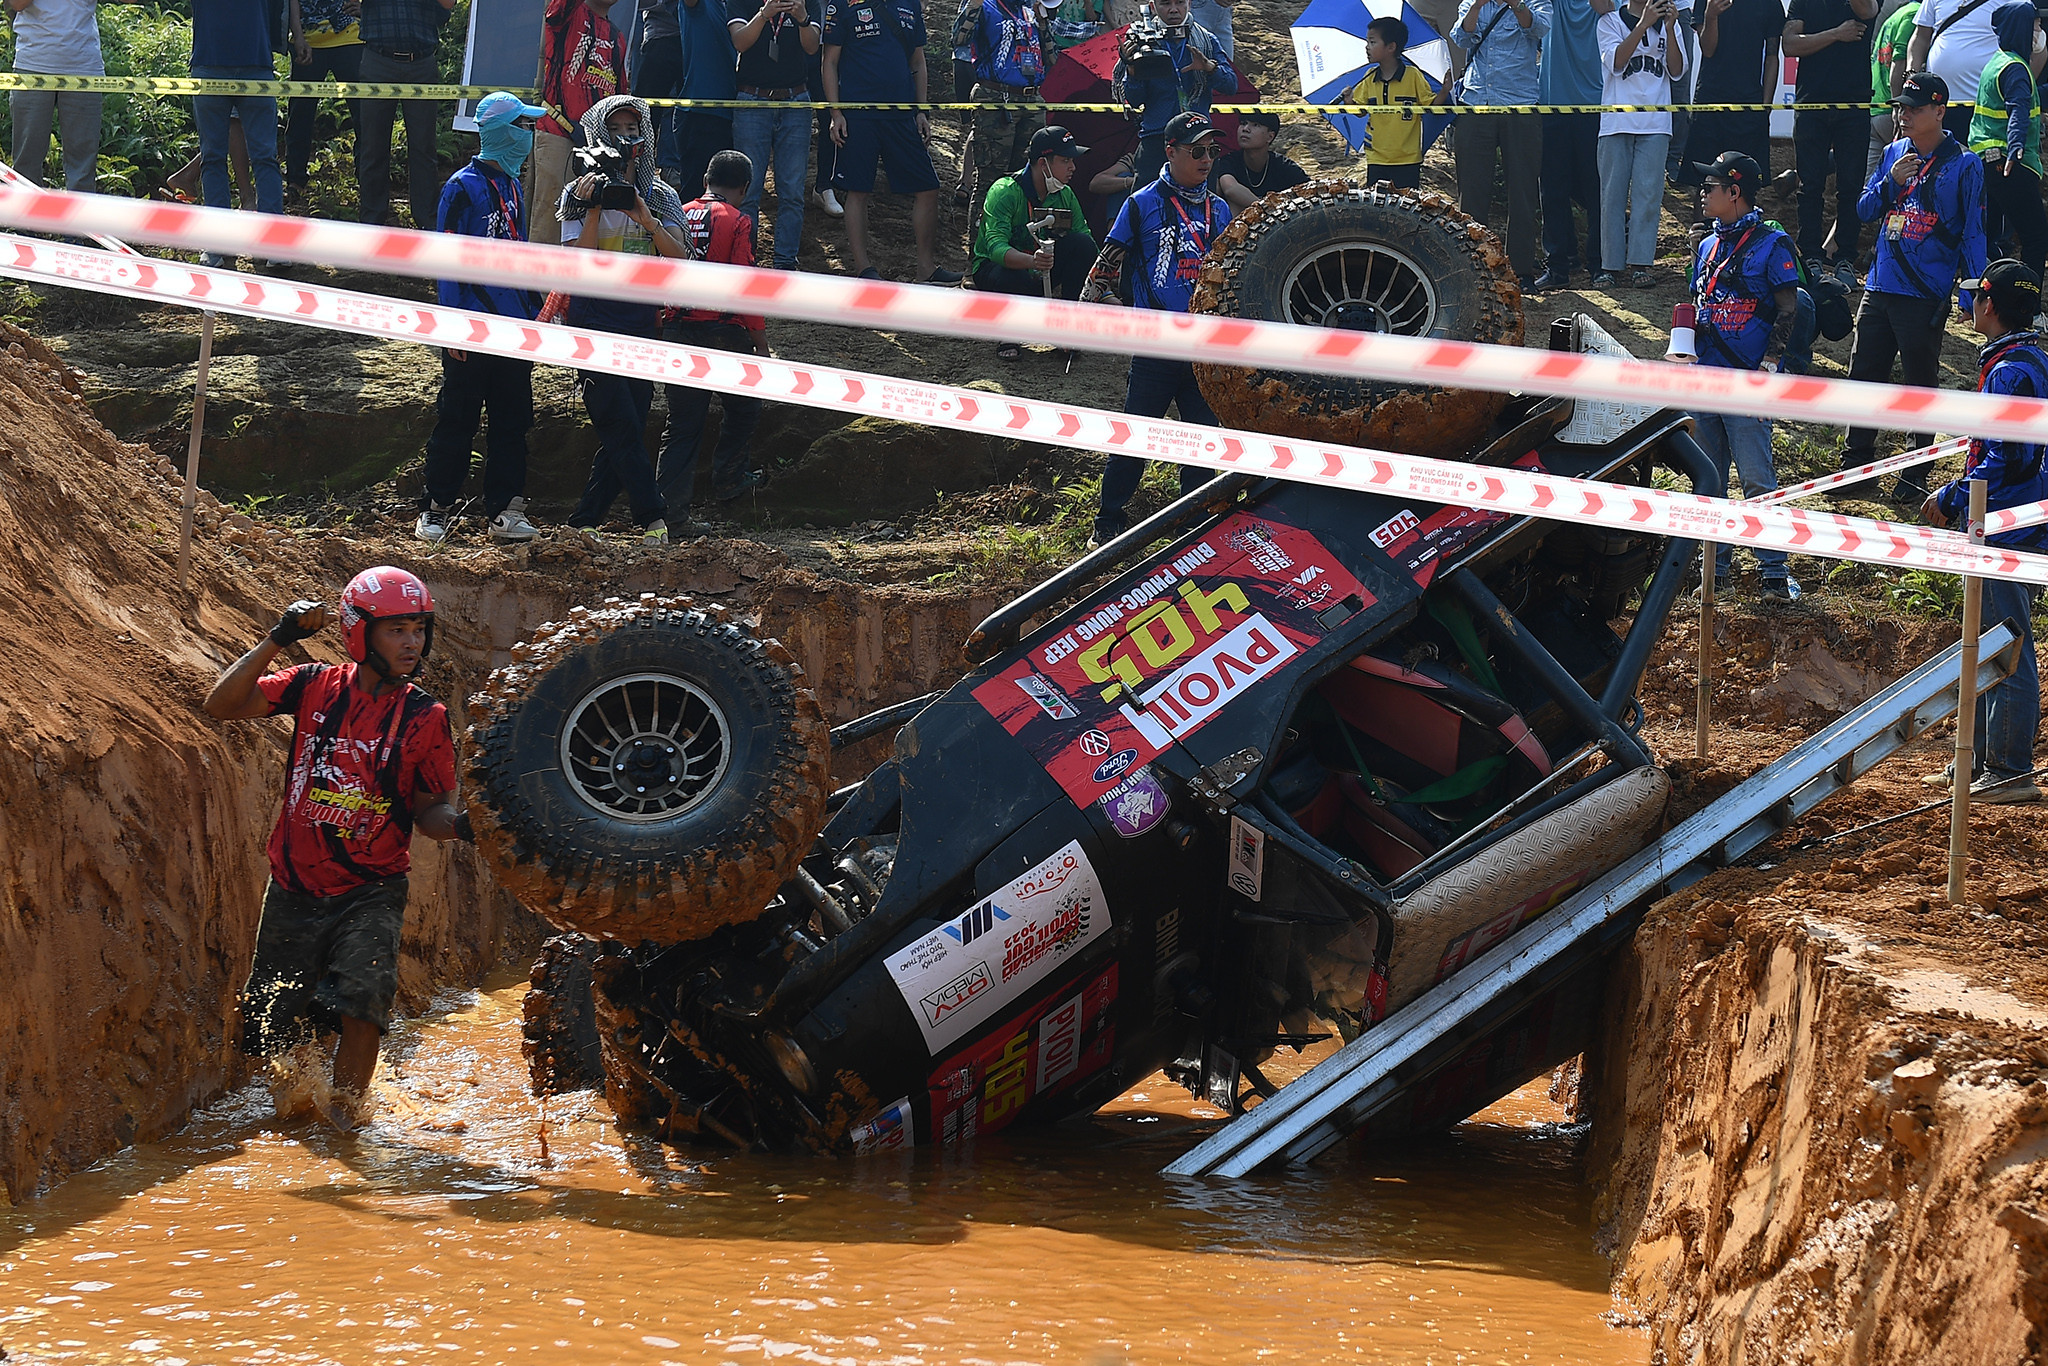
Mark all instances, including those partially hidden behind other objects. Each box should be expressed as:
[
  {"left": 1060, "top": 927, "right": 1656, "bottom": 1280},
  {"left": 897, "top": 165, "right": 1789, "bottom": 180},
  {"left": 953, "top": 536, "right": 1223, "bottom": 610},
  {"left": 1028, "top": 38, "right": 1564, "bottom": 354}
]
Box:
[
  {"left": 1281, "top": 240, "right": 1439, "bottom": 335},
  {"left": 559, "top": 671, "right": 731, "bottom": 823}
]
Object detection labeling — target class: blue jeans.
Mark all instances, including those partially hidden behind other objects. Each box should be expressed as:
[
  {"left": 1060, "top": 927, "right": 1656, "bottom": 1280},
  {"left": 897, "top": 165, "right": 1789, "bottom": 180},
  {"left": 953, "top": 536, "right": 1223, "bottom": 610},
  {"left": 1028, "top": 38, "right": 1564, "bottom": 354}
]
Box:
[
  {"left": 191, "top": 66, "right": 282, "bottom": 215},
  {"left": 1689, "top": 410, "right": 1787, "bottom": 577},
  {"left": 572, "top": 373, "right": 667, "bottom": 528},
  {"left": 732, "top": 94, "right": 812, "bottom": 266},
  {"left": 1093, "top": 356, "right": 1216, "bottom": 542},
  {"left": 1977, "top": 575, "right": 2041, "bottom": 780}
]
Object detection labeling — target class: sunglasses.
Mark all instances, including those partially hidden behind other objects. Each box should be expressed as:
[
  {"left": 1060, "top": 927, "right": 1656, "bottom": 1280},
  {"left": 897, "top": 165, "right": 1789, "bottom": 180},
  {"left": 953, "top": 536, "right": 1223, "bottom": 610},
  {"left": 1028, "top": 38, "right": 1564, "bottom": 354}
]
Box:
[{"left": 1177, "top": 143, "right": 1218, "bottom": 160}]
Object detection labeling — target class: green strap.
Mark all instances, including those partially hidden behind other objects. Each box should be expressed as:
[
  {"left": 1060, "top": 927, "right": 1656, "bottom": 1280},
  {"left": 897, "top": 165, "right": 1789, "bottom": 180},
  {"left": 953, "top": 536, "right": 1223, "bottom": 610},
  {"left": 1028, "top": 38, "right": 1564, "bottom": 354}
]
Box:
[
  {"left": 1397, "top": 754, "right": 1507, "bottom": 805},
  {"left": 1425, "top": 596, "right": 1504, "bottom": 696}
]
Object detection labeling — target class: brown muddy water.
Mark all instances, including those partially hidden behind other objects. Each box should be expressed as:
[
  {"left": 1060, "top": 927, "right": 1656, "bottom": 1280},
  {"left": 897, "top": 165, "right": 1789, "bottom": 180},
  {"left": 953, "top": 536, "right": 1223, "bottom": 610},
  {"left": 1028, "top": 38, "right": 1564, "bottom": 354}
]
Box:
[{"left": 1, "top": 974, "right": 1646, "bottom": 1366}]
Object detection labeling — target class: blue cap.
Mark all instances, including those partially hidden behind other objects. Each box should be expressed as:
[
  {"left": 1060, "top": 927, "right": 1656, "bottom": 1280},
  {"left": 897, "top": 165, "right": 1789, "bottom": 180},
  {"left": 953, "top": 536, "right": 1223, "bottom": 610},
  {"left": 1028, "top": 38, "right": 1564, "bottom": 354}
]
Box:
[{"left": 476, "top": 91, "right": 547, "bottom": 128}]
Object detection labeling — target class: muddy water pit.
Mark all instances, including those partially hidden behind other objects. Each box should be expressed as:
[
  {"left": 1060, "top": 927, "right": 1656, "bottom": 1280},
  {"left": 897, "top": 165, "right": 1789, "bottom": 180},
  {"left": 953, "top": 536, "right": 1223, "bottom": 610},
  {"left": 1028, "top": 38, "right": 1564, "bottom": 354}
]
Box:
[{"left": 0, "top": 975, "right": 1642, "bottom": 1365}]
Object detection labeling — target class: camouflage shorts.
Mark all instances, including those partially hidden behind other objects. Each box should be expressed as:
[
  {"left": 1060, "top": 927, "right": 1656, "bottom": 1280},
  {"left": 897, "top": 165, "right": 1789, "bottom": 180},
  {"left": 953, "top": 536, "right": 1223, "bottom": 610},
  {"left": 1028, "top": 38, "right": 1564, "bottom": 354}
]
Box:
[
  {"left": 970, "top": 88, "right": 1045, "bottom": 191},
  {"left": 238, "top": 875, "right": 409, "bottom": 1056}
]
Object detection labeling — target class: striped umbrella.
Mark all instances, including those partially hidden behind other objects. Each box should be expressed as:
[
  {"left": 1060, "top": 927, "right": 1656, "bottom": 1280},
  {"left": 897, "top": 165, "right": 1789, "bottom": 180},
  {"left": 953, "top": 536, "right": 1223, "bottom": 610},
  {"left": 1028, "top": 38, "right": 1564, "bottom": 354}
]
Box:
[{"left": 1293, "top": 0, "right": 1455, "bottom": 154}]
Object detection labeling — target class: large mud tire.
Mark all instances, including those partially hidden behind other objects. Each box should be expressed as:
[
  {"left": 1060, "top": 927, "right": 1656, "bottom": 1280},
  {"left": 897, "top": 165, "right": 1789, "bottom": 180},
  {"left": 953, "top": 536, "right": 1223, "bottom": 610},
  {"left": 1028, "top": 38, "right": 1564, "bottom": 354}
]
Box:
[
  {"left": 1189, "top": 182, "right": 1524, "bottom": 457},
  {"left": 467, "top": 596, "right": 831, "bottom": 945},
  {"left": 523, "top": 934, "right": 604, "bottom": 1096}
]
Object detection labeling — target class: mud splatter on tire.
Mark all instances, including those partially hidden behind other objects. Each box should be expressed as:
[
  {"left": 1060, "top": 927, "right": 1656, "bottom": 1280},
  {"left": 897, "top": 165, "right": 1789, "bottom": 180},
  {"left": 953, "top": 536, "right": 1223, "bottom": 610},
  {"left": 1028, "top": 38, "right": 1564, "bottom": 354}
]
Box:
[
  {"left": 1189, "top": 181, "right": 1524, "bottom": 457},
  {"left": 465, "top": 595, "right": 832, "bottom": 946}
]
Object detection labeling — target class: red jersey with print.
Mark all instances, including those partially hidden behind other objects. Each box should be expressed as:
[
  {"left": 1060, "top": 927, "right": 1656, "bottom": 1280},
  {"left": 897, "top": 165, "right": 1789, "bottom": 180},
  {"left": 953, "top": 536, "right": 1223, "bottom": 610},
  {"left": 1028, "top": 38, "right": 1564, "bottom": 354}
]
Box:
[
  {"left": 540, "top": 0, "right": 626, "bottom": 137},
  {"left": 675, "top": 196, "right": 768, "bottom": 331},
  {"left": 257, "top": 663, "right": 457, "bottom": 898}
]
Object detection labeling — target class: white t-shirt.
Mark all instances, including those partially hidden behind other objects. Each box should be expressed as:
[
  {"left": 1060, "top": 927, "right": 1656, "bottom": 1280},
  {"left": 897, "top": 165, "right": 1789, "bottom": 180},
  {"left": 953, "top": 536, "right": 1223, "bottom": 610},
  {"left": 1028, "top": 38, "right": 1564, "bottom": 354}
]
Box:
[
  {"left": 1914, "top": 0, "right": 2001, "bottom": 105},
  {"left": 1597, "top": 8, "right": 1675, "bottom": 136},
  {"left": 10, "top": 0, "right": 106, "bottom": 76}
]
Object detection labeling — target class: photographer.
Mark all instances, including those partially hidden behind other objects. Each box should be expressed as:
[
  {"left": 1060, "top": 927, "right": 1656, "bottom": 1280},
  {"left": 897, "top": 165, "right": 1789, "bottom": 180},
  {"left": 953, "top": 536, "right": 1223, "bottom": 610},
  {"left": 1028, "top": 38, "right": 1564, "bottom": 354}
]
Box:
[
  {"left": 1110, "top": 0, "right": 1236, "bottom": 186},
  {"left": 1595, "top": 0, "right": 1684, "bottom": 286},
  {"left": 969, "top": 126, "right": 1097, "bottom": 358},
  {"left": 560, "top": 95, "right": 692, "bottom": 545}
]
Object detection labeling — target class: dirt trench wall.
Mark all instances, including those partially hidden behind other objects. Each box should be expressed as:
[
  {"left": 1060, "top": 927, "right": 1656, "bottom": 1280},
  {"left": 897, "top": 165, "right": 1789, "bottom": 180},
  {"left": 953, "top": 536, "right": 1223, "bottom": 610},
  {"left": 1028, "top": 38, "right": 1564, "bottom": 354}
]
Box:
[{"left": 1588, "top": 877, "right": 2048, "bottom": 1364}]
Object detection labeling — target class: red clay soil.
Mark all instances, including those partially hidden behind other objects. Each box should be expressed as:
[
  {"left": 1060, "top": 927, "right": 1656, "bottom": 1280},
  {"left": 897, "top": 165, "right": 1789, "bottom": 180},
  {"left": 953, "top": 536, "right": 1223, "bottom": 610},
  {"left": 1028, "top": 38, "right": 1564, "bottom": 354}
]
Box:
[{"left": 1589, "top": 612, "right": 2048, "bottom": 1364}]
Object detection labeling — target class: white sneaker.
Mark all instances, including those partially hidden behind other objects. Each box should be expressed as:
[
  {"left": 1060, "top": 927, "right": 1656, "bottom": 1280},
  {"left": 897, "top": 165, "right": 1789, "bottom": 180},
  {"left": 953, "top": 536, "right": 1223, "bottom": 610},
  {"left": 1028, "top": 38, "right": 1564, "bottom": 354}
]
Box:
[
  {"left": 414, "top": 503, "right": 451, "bottom": 543},
  {"left": 488, "top": 496, "right": 538, "bottom": 543},
  {"left": 642, "top": 518, "right": 669, "bottom": 545},
  {"left": 812, "top": 188, "right": 844, "bottom": 219}
]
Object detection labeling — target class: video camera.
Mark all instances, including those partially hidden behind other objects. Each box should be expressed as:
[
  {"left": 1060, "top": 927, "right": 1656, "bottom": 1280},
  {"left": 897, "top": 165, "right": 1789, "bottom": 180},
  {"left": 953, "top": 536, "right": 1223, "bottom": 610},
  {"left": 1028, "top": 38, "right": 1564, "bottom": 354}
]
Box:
[
  {"left": 573, "top": 141, "right": 641, "bottom": 211},
  {"left": 1120, "top": 4, "right": 1180, "bottom": 81}
]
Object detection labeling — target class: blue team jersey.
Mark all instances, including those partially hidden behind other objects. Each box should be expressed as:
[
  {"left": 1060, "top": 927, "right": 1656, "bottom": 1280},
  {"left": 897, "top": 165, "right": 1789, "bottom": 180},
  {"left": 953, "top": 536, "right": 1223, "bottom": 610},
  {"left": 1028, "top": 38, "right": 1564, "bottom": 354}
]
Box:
[
  {"left": 1938, "top": 332, "right": 2048, "bottom": 550},
  {"left": 1689, "top": 215, "right": 1800, "bottom": 371},
  {"left": 436, "top": 159, "right": 537, "bottom": 320},
  {"left": 825, "top": 0, "right": 925, "bottom": 113},
  {"left": 967, "top": 0, "right": 1044, "bottom": 85},
  {"left": 1108, "top": 171, "right": 1235, "bottom": 314},
  {"left": 1858, "top": 133, "right": 1988, "bottom": 303}
]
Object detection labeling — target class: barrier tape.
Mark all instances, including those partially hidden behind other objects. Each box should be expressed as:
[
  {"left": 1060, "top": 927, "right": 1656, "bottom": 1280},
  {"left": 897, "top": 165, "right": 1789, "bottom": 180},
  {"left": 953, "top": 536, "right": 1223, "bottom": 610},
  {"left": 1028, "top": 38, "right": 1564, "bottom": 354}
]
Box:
[
  {"left": 6, "top": 186, "right": 2047, "bottom": 461},
  {"left": 4, "top": 231, "right": 2041, "bottom": 591},
  {"left": 0, "top": 72, "right": 1935, "bottom": 115},
  {"left": 1752, "top": 438, "right": 1967, "bottom": 507}
]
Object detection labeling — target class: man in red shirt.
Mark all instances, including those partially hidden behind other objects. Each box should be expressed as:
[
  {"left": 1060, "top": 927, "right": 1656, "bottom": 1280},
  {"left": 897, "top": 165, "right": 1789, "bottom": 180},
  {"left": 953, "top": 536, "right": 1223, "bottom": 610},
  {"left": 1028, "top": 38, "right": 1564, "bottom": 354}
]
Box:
[
  {"left": 530, "top": 0, "right": 629, "bottom": 245},
  {"left": 657, "top": 148, "right": 771, "bottom": 526},
  {"left": 203, "top": 567, "right": 469, "bottom": 1131}
]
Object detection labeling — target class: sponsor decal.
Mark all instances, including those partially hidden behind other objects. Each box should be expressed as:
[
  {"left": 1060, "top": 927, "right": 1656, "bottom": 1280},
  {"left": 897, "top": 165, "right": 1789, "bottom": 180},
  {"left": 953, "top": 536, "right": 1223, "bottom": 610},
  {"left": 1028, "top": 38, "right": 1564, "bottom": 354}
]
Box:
[
  {"left": 1097, "top": 764, "right": 1171, "bottom": 838},
  {"left": 926, "top": 964, "right": 1119, "bottom": 1146},
  {"left": 972, "top": 512, "right": 1372, "bottom": 808},
  {"left": 848, "top": 1096, "right": 914, "bottom": 1153},
  {"left": 1433, "top": 874, "right": 1584, "bottom": 984},
  {"left": 885, "top": 841, "right": 1109, "bottom": 1051},
  {"left": 1373, "top": 452, "right": 1549, "bottom": 587},
  {"left": 1015, "top": 671, "right": 1078, "bottom": 721},
  {"left": 1226, "top": 815, "right": 1264, "bottom": 901},
  {"left": 1091, "top": 748, "right": 1138, "bottom": 784}
]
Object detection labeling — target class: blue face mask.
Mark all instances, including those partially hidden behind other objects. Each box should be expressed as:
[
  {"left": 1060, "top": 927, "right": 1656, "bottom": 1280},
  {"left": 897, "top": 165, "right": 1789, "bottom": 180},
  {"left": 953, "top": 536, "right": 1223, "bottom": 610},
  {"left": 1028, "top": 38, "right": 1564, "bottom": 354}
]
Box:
[{"left": 481, "top": 119, "right": 535, "bottom": 177}]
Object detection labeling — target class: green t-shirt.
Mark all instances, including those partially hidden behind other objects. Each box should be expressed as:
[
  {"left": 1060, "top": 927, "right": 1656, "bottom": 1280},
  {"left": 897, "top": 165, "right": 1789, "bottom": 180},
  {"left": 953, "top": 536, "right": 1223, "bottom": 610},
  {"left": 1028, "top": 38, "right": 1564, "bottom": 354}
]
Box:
[
  {"left": 970, "top": 172, "right": 1095, "bottom": 275},
  {"left": 1871, "top": 3, "right": 1919, "bottom": 105}
]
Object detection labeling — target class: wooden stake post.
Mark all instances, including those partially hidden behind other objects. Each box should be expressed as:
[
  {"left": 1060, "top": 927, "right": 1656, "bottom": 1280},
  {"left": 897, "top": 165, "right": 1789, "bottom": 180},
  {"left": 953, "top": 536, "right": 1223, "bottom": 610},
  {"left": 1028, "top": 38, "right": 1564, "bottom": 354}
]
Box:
[
  {"left": 1948, "top": 477, "right": 1988, "bottom": 904},
  {"left": 1696, "top": 551, "right": 1714, "bottom": 760},
  {"left": 175, "top": 310, "right": 216, "bottom": 592}
]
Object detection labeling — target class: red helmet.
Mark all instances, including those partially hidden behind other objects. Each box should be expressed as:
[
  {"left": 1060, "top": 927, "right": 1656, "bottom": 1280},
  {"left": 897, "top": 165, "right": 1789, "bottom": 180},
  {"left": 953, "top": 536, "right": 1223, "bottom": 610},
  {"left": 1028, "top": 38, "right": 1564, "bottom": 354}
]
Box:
[{"left": 340, "top": 566, "right": 436, "bottom": 676}]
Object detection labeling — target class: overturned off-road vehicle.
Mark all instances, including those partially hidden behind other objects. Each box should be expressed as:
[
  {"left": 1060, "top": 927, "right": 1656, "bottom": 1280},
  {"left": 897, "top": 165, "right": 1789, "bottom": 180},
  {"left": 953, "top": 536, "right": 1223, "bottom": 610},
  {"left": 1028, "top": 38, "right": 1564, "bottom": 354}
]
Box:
[{"left": 466, "top": 193, "right": 1711, "bottom": 1156}]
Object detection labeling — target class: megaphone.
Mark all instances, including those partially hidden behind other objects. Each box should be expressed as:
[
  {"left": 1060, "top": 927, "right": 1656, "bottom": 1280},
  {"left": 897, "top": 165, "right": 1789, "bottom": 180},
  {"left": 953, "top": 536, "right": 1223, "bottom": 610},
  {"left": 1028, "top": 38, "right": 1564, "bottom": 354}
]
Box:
[{"left": 1666, "top": 302, "right": 1697, "bottom": 362}]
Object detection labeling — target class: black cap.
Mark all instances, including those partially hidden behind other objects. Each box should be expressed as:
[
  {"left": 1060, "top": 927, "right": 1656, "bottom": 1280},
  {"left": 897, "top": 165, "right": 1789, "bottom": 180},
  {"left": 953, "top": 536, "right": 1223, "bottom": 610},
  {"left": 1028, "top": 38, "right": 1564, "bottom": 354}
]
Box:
[
  {"left": 1240, "top": 109, "right": 1282, "bottom": 134},
  {"left": 1027, "top": 125, "right": 1088, "bottom": 161},
  {"left": 1695, "top": 149, "right": 1763, "bottom": 200},
  {"left": 1164, "top": 110, "right": 1220, "bottom": 147},
  {"left": 1893, "top": 71, "right": 1950, "bottom": 106},
  {"left": 1962, "top": 257, "right": 2043, "bottom": 319}
]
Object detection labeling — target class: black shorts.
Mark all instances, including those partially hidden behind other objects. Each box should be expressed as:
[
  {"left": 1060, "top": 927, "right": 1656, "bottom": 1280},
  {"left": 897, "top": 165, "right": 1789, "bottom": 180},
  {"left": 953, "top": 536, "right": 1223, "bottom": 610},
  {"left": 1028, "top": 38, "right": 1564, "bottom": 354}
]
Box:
[
  {"left": 238, "top": 875, "right": 409, "bottom": 1055},
  {"left": 834, "top": 114, "right": 940, "bottom": 195}
]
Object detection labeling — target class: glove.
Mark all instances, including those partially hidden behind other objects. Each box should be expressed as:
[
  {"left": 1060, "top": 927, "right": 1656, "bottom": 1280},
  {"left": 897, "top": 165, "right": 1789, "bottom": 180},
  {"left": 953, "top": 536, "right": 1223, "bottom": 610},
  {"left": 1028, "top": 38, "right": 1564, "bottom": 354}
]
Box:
[{"left": 270, "top": 600, "right": 328, "bottom": 647}]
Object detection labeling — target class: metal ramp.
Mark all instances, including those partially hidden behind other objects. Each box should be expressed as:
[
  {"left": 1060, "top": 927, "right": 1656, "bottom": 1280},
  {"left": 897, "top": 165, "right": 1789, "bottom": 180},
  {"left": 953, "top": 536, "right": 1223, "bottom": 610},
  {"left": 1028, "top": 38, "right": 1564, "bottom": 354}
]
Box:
[{"left": 1165, "top": 624, "right": 2022, "bottom": 1179}]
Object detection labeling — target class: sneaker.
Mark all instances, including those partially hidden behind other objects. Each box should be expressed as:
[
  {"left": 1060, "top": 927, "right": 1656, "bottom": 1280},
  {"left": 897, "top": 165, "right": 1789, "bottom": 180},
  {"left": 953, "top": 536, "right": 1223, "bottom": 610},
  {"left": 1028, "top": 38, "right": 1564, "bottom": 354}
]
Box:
[
  {"left": 772, "top": 258, "right": 799, "bottom": 270},
  {"left": 1592, "top": 271, "right": 1618, "bottom": 287},
  {"left": 713, "top": 469, "right": 767, "bottom": 502},
  {"left": 1760, "top": 575, "right": 1801, "bottom": 603},
  {"left": 198, "top": 251, "right": 236, "bottom": 270},
  {"left": 1922, "top": 763, "right": 1957, "bottom": 789},
  {"left": 1531, "top": 266, "right": 1572, "bottom": 290},
  {"left": 1516, "top": 273, "right": 1538, "bottom": 291},
  {"left": 857, "top": 266, "right": 883, "bottom": 280},
  {"left": 414, "top": 503, "right": 452, "bottom": 543},
  {"left": 1804, "top": 257, "right": 1828, "bottom": 283},
  {"left": 642, "top": 519, "right": 669, "bottom": 545},
  {"left": 1831, "top": 258, "right": 1858, "bottom": 291},
  {"left": 1974, "top": 775, "right": 2044, "bottom": 804},
  {"left": 1627, "top": 268, "right": 1654, "bottom": 289},
  {"left": 924, "top": 267, "right": 964, "bottom": 285},
  {"left": 488, "top": 495, "right": 538, "bottom": 543},
  {"left": 812, "top": 187, "right": 845, "bottom": 218}
]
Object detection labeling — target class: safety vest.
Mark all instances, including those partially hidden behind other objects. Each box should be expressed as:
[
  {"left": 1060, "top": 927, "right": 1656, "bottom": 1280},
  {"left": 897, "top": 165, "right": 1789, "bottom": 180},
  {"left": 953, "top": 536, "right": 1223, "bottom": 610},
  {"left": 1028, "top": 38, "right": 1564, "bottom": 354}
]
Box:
[{"left": 1970, "top": 48, "right": 2043, "bottom": 177}]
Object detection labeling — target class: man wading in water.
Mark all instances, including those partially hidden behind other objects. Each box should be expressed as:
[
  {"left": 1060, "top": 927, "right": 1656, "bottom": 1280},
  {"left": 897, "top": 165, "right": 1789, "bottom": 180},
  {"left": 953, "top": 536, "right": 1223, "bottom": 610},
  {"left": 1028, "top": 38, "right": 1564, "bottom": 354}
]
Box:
[{"left": 204, "top": 567, "right": 470, "bottom": 1131}]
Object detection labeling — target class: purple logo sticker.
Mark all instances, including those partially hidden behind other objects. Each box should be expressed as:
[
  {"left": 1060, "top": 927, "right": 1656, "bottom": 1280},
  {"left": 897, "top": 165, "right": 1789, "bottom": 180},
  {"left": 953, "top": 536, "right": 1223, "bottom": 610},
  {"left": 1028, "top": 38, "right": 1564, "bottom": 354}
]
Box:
[{"left": 1098, "top": 765, "right": 1171, "bottom": 839}]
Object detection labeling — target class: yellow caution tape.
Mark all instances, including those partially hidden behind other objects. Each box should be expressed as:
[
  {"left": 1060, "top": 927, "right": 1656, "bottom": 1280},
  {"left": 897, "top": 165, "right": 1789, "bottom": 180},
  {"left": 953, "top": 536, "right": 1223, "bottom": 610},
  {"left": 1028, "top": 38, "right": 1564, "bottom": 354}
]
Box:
[{"left": 0, "top": 72, "right": 1963, "bottom": 113}]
